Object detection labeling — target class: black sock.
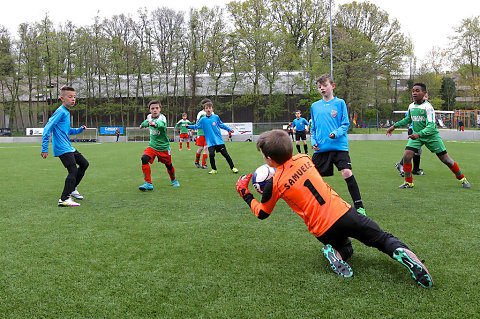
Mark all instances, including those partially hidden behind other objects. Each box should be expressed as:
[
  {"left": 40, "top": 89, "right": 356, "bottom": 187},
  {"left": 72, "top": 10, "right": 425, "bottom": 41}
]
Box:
[
  {"left": 296, "top": 145, "right": 301, "bottom": 153},
  {"left": 413, "top": 154, "right": 421, "bottom": 171},
  {"left": 345, "top": 175, "right": 363, "bottom": 209},
  {"left": 303, "top": 144, "right": 308, "bottom": 153}
]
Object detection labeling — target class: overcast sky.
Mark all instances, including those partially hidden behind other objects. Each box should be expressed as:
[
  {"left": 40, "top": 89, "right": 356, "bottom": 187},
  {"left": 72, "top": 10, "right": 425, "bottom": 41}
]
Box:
[{"left": 1, "top": 0, "right": 478, "bottom": 62}]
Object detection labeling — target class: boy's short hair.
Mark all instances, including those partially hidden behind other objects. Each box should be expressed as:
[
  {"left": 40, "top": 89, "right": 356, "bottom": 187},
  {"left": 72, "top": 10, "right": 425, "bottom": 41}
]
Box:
[
  {"left": 204, "top": 101, "right": 213, "bottom": 108},
  {"left": 295, "top": 110, "right": 301, "bottom": 113},
  {"left": 182, "top": 113, "right": 187, "bottom": 116},
  {"left": 60, "top": 86, "right": 75, "bottom": 95},
  {"left": 315, "top": 74, "right": 334, "bottom": 85},
  {"left": 413, "top": 83, "right": 427, "bottom": 92},
  {"left": 256, "top": 130, "right": 293, "bottom": 165},
  {"left": 201, "top": 98, "right": 211, "bottom": 105},
  {"left": 148, "top": 100, "right": 161, "bottom": 108}
]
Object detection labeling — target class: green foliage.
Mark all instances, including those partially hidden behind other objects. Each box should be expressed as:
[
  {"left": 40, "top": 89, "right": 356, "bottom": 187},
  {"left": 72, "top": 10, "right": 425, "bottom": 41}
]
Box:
[{"left": 0, "top": 141, "right": 479, "bottom": 317}]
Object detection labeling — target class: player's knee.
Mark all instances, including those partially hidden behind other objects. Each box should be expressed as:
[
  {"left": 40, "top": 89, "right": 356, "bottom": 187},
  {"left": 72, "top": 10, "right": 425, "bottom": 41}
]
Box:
[
  {"left": 66, "top": 165, "right": 78, "bottom": 177},
  {"left": 165, "top": 163, "right": 173, "bottom": 170},
  {"left": 141, "top": 155, "right": 150, "bottom": 165},
  {"left": 341, "top": 169, "right": 352, "bottom": 179}
]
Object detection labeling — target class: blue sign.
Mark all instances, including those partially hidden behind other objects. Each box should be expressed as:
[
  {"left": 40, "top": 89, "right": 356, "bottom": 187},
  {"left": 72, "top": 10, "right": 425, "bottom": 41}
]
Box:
[{"left": 100, "top": 127, "right": 124, "bottom": 135}]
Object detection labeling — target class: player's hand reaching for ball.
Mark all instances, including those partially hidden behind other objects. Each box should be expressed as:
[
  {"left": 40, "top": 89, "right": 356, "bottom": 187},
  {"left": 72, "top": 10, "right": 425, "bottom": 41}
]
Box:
[{"left": 236, "top": 174, "right": 252, "bottom": 198}]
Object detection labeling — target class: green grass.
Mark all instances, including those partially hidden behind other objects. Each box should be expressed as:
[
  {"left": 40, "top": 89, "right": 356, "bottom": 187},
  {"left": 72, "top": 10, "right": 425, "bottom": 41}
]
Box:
[{"left": 0, "top": 140, "right": 479, "bottom": 318}]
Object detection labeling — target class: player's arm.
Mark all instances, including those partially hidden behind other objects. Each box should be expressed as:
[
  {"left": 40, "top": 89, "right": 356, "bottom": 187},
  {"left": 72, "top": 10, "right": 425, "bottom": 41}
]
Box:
[
  {"left": 331, "top": 101, "right": 350, "bottom": 138},
  {"left": 187, "top": 119, "right": 202, "bottom": 130},
  {"left": 41, "top": 110, "right": 62, "bottom": 157},
  {"left": 236, "top": 175, "right": 279, "bottom": 219},
  {"left": 216, "top": 117, "right": 233, "bottom": 133},
  {"left": 140, "top": 120, "right": 150, "bottom": 128},
  {"left": 69, "top": 125, "right": 86, "bottom": 135}
]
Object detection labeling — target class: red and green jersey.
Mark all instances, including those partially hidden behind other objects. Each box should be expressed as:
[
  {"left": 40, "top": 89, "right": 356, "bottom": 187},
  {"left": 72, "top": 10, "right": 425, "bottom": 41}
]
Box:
[
  {"left": 175, "top": 119, "right": 194, "bottom": 134},
  {"left": 141, "top": 114, "right": 170, "bottom": 151},
  {"left": 394, "top": 100, "right": 438, "bottom": 138}
]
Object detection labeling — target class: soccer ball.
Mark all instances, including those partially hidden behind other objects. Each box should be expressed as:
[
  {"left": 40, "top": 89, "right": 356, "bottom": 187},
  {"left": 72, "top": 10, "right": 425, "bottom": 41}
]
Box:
[{"left": 252, "top": 164, "right": 276, "bottom": 194}]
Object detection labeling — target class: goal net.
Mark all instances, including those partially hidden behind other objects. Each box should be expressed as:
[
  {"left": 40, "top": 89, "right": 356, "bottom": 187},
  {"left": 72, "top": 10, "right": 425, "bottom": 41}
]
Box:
[
  {"left": 126, "top": 127, "right": 176, "bottom": 142},
  {"left": 71, "top": 128, "right": 98, "bottom": 142}
]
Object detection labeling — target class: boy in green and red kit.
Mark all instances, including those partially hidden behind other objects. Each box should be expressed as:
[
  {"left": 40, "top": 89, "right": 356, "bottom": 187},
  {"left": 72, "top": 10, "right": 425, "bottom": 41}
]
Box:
[
  {"left": 138, "top": 100, "right": 180, "bottom": 190},
  {"left": 387, "top": 83, "right": 470, "bottom": 189},
  {"left": 175, "top": 113, "right": 194, "bottom": 151}
]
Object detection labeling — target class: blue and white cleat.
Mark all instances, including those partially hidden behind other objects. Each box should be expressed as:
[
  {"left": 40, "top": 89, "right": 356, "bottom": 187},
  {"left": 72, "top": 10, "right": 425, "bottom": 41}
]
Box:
[
  {"left": 170, "top": 179, "right": 180, "bottom": 187},
  {"left": 138, "top": 182, "right": 153, "bottom": 191}
]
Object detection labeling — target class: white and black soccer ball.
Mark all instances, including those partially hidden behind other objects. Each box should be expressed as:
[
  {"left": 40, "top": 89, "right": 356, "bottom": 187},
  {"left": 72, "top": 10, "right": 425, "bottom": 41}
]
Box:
[{"left": 252, "top": 164, "right": 276, "bottom": 194}]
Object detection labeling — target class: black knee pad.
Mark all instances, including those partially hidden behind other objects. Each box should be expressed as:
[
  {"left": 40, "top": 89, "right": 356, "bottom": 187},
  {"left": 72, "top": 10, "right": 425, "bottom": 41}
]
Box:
[{"left": 141, "top": 155, "right": 150, "bottom": 165}]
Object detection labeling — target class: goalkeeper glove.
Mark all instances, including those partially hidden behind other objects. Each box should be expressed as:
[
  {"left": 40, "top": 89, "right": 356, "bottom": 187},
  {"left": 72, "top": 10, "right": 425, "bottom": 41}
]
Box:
[{"left": 236, "top": 174, "right": 252, "bottom": 198}]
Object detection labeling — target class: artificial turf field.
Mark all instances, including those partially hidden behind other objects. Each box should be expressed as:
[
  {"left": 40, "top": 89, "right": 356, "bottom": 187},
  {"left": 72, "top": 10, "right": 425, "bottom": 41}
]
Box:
[{"left": 0, "top": 140, "right": 479, "bottom": 318}]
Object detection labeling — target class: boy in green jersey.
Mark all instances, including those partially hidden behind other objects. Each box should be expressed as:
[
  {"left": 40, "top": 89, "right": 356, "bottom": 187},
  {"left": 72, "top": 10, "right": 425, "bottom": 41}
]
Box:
[
  {"left": 138, "top": 100, "right": 180, "bottom": 190},
  {"left": 386, "top": 83, "right": 470, "bottom": 189},
  {"left": 175, "top": 113, "right": 194, "bottom": 151}
]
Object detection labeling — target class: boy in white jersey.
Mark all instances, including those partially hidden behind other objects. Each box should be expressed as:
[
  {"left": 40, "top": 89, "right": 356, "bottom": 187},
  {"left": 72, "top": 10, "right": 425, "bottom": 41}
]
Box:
[{"left": 386, "top": 83, "right": 470, "bottom": 189}]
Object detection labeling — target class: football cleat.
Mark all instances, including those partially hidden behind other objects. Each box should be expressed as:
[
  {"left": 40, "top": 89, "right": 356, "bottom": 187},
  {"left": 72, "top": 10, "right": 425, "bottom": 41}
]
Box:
[
  {"left": 70, "top": 188, "right": 84, "bottom": 200},
  {"left": 200, "top": 165, "right": 208, "bottom": 169},
  {"left": 58, "top": 197, "right": 80, "bottom": 207},
  {"left": 170, "top": 179, "right": 180, "bottom": 187},
  {"left": 187, "top": 148, "right": 191, "bottom": 150},
  {"left": 232, "top": 167, "right": 239, "bottom": 174},
  {"left": 460, "top": 177, "right": 471, "bottom": 188},
  {"left": 208, "top": 169, "right": 218, "bottom": 174},
  {"left": 398, "top": 182, "right": 414, "bottom": 189},
  {"left": 357, "top": 207, "right": 366, "bottom": 216},
  {"left": 395, "top": 162, "right": 404, "bottom": 177},
  {"left": 322, "top": 244, "right": 353, "bottom": 278},
  {"left": 194, "top": 162, "right": 200, "bottom": 168},
  {"left": 138, "top": 182, "right": 153, "bottom": 191},
  {"left": 393, "top": 248, "right": 433, "bottom": 288},
  {"left": 412, "top": 170, "right": 426, "bottom": 175}
]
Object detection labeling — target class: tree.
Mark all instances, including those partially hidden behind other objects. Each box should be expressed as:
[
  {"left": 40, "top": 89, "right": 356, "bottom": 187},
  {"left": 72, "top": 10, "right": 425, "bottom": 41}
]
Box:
[{"left": 441, "top": 76, "right": 456, "bottom": 111}]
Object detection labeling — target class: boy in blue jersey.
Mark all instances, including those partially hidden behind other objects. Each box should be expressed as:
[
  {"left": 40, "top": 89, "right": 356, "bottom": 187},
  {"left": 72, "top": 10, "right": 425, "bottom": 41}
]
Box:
[
  {"left": 41, "top": 86, "right": 89, "bottom": 207},
  {"left": 292, "top": 110, "right": 309, "bottom": 154},
  {"left": 310, "top": 74, "right": 365, "bottom": 215},
  {"left": 188, "top": 101, "right": 239, "bottom": 174}
]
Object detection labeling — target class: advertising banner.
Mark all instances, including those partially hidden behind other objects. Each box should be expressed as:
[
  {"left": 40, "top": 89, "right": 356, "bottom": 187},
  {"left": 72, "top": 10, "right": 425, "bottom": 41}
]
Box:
[
  {"left": 26, "top": 128, "right": 44, "bottom": 136},
  {"left": 100, "top": 127, "right": 124, "bottom": 135}
]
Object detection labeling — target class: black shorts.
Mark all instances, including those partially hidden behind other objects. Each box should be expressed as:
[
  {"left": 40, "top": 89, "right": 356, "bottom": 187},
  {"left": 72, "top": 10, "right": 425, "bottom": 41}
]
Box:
[
  {"left": 312, "top": 151, "right": 352, "bottom": 177},
  {"left": 295, "top": 131, "right": 306, "bottom": 141},
  {"left": 59, "top": 150, "right": 88, "bottom": 169}
]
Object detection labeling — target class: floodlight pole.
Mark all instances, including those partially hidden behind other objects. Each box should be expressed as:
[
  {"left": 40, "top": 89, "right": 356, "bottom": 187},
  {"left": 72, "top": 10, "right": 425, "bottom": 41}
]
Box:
[{"left": 329, "top": 0, "right": 333, "bottom": 78}]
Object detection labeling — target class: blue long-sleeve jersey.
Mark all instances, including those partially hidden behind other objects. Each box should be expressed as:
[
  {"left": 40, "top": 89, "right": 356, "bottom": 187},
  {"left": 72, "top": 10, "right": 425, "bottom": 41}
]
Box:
[
  {"left": 292, "top": 117, "right": 309, "bottom": 131},
  {"left": 188, "top": 114, "right": 232, "bottom": 147},
  {"left": 41, "top": 105, "right": 83, "bottom": 157},
  {"left": 310, "top": 97, "right": 350, "bottom": 152}
]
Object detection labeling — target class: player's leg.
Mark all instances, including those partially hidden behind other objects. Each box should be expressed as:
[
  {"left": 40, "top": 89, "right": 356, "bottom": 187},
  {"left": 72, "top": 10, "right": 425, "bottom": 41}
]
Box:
[
  {"left": 218, "top": 145, "right": 238, "bottom": 173},
  {"left": 295, "top": 132, "right": 301, "bottom": 153},
  {"left": 58, "top": 152, "right": 80, "bottom": 206},
  {"left": 201, "top": 145, "right": 208, "bottom": 168},
  {"left": 412, "top": 147, "right": 425, "bottom": 175},
  {"left": 335, "top": 152, "right": 365, "bottom": 213},
  {"left": 437, "top": 151, "right": 471, "bottom": 188},
  {"left": 316, "top": 231, "right": 354, "bottom": 277},
  {"left": 208, "top": 146, "right": 217, "bottom": 174},
  {"left": 332, "top": 207, "right": 433, "bottom": 288},
  {"left": 158, "top": 151, "right": 180, "bottom": 187},
  {"left": 139, "top": 150, "right": 154, "bottom": 190},
  {"left": 399, "top": 148, "right": 415, "bottom": 188},
  {"left": 70, "top": 151, "right": 89, "bottom": 200},
  {"left": 302, "top": 133, "right": 308, "bottom": 153}
]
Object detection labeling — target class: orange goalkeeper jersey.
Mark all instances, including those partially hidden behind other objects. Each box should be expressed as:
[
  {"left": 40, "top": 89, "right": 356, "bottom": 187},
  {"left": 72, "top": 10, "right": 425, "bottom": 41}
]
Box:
[{"left": 249, "top": 154, "right": 351, "bottom": 237}]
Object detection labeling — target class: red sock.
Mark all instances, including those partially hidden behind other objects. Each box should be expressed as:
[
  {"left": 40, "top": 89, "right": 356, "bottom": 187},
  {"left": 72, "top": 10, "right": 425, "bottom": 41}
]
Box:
[
  {"left": 142, "top": 164, "right": 151, "bottom": 183},
  {"left": 167, "top": 165, "right": 176, "bottom": 181},
  {"left": 195, "top": 153, "right": 201, "bottom": 163},
  {"left": 403, "top": 163, "right": 413, "bottom": 183},
  {"left": 187, "top": 142, "right": 190, "bottom": 148},
  {"left": 202, "top": 154, "right": 208, "bottom": 165},
  {"left": 449, "top": 162, "right": 464, "bottom": 180},
  {"left": 179, "top": 142, "right": 182, "bottom": 149}
]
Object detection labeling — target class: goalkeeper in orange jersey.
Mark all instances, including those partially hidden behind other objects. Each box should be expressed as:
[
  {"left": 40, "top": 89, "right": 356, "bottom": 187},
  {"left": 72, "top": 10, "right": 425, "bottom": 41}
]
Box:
[{"left": 235, "top": 130, "right": 433, "bottom": 288}]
